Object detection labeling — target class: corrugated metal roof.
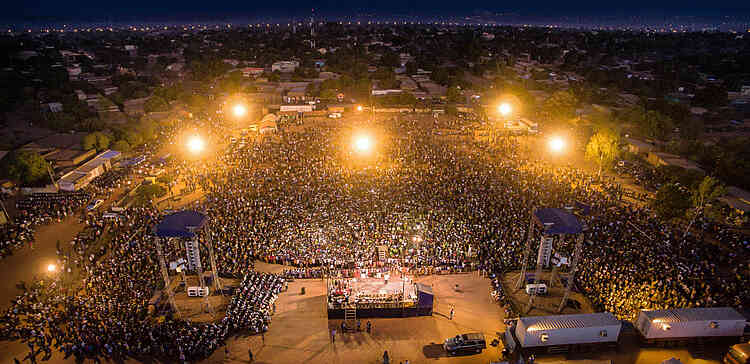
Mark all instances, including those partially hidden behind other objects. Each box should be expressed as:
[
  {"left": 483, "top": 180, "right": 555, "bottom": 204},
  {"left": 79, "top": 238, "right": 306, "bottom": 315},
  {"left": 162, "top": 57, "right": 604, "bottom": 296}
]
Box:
[
  {"left": 520, "top": 312, "right": 619, "bottom": 331},
  {"left": 641, "top": 307, "right": 745, "bottom": 323}
]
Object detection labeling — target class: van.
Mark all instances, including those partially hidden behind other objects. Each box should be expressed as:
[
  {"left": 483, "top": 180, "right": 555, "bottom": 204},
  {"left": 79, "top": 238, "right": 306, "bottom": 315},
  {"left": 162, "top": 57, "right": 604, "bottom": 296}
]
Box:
[{"left": 525, "top": 283, "right": 548, "bottom": 295}]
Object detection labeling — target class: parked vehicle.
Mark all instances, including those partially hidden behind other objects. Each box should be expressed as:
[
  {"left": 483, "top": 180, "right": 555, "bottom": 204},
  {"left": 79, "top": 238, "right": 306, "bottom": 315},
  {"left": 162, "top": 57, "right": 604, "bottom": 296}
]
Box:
[{"left": 444, "top": 333, "right": 486, "bottom": 355}]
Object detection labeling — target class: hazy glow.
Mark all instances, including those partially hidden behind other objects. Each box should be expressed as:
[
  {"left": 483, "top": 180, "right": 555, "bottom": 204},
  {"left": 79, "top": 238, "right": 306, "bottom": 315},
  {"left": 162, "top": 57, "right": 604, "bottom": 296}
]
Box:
[
  {"left": 356, "top": 105, "right": 363, "bottom": 111},
  {"left": 187, "top": 136, "right": 205, "bottom": 153},
  {"left": 233, "top": 104, "right": 247, "bottom": 117},
  {"left": 548, "top": 137, "right": 566, "bottom": 152},
  {"left": 353, "top": 135, "right": 373, "bottom": 153},
  {"left": 47, "top": 264, "right": 57, "bottom": 272},
  {"left": 498, "top": 103, "right": 512, "bottom": 116}
]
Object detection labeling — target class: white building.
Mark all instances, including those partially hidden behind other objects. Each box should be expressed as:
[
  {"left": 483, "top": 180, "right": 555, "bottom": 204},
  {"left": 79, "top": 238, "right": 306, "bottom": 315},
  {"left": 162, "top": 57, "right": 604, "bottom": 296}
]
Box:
[{"left": 271, "top": 61, "right": 300, "bottom": 73}]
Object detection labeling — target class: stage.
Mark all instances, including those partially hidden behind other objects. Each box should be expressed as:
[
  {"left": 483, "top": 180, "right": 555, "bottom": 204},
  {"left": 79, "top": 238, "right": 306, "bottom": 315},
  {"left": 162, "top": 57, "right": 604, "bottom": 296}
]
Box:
[{"left": 326, "top": 269, "right": 433, "bottom": 319}]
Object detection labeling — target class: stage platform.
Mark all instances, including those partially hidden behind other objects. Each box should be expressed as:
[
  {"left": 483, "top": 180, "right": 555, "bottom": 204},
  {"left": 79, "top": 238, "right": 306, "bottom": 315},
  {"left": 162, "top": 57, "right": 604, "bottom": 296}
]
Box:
[{"left": 327, "top": 270, "right": 433, "bottom": 319}]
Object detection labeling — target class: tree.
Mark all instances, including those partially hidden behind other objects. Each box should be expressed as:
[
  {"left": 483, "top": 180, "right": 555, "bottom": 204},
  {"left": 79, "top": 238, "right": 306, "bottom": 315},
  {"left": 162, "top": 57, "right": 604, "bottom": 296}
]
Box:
[
  {"left": 134, "top": 184, "right": 167, "bottom": 206},
  {"left": 684, "top": 176, "right": 725, "bottom": 237},
  {"left": 144, "top": 96, "right": 169, "bottom": 113},
  {"left": 642, "top": 111, "right": 674, "bottom": 140},
  {"left": 446, "top": 86, "right": 463, "bottom": 104},
  {"left": 82, "top": 132, "right": 111, "bottom": 151},
  {"left": 585, "top": 129, "right": 620, "bottom": 177},
  {"left": 0, "top": 150, "right": 51, "bottom": 186},
  {"left": 693, "top": 84, "right": 728, "bottom": 108},
  {"left": 111, "top": 139, "right": 131, "bottom": 152},
  {"left": 405, "top": 61, "right": 418, "bottom": 75},
  {"left": 82, "top": 133, "right": 97, "bottom": 150},
  {"left": 651, "top": 183, "right": 691, "bottom": 221},
  {"left": 542, "top": 91, "right": 578, "bottom": 124},
  {"left": 679, "top": 117, "right": 704, "bottom": 140}
]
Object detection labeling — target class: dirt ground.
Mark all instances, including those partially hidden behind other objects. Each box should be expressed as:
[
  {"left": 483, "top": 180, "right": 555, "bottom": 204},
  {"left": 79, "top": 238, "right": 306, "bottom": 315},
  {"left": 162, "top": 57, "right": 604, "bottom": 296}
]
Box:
[
  {"left": 501, "top": 270, "right": 597, "bottom": 316},
  {"left": 201, "top": 271, "right": 509, "bottom": 364}
]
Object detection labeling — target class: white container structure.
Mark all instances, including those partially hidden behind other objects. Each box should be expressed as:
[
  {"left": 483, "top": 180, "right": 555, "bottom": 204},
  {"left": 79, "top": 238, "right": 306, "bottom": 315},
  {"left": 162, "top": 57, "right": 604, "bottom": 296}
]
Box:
[
  {"left": 504, "top": 312, "right": 621, "bottom": 354},
  {"left": 636, "top": 307, "right": 747, "bottom": 343}
]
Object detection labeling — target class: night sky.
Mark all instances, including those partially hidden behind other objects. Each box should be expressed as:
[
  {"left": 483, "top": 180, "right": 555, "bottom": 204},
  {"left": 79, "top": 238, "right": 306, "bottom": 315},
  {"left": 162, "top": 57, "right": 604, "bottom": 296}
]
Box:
[{"left": 9, "top": 0, "right": 750, "bottom": 21}]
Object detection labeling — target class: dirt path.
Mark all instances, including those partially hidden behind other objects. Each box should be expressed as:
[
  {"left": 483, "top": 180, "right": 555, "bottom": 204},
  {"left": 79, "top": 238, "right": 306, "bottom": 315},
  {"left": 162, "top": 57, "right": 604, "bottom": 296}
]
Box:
[{"left": 0, "top": 216, "right": 85, "bottom": 364}]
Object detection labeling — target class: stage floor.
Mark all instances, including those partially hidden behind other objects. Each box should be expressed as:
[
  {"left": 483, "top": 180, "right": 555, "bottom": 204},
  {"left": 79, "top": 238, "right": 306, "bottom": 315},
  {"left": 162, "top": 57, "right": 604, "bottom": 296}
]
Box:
[{"left": 329, "top": 271, "right": 417, "bottom": 302}]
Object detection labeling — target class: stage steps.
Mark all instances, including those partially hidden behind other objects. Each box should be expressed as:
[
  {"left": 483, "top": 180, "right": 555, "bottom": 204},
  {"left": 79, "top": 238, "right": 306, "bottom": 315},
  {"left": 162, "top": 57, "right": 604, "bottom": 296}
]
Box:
[
  {"left": 344, "top": 305, "right": 357, "bottom": 330},
  {"left": 376, "top": 245, "right": 387, "bottom": 261}
]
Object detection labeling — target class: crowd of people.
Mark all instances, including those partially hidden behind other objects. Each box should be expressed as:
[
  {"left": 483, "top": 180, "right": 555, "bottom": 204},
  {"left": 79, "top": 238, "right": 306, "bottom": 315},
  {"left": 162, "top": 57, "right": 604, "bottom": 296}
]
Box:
[
  {"left": 0, "top": 115, "right": 748, "bottom": 362},
  {"left": 0, "top": 190, "right": 92, "bottom": 259},
  {"left": 223, "top": 272, "right": 284, "bottom": 334}
]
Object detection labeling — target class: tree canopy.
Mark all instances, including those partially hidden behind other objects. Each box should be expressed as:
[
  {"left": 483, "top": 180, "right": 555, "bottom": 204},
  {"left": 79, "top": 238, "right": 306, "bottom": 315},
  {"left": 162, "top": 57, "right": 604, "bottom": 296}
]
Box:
[
  {"left": 585, "top": 129, "right": 620, "bottom": 176},
  {"left": 0, "top": 150, "right": 51, "bottom": 186}
]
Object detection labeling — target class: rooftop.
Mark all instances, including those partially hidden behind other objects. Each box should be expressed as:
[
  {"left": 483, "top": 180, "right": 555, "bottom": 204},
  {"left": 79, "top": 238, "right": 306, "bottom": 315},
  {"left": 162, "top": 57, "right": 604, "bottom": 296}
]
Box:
[
  {"left": 520, "top": 312, "right": 620, "bottom": 331},
  {"left": 640, "top": 307, "right": 745, "bottom": 323}
]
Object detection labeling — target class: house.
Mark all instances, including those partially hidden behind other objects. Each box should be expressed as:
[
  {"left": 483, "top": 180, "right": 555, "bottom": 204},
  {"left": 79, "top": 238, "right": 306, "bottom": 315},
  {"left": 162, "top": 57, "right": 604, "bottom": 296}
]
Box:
[
  {"left": 624, "top": 138, "right": 656, "bottom": 155},
  {"left": 123, "top": 97, "right": 149, "bottom": 116},
  {"left": 223, "top": 59, "right": 240, "bottom": 67},
  {"left": 66, "top": 66, "right": 82, "bottom": 79},
  {"left": 720, "top": 186, "right": 750, "bottom": 213},
  {"left": 241, "top": 67, "right": 265, "bottom": 77},
  {"left": 103, "top": 86, "right": 119, "bottom": 95},
  {"left": 58, "top": 150, "right": 121, "bottom": 191},
  {"left": 271, "top": 61, "right": 299, "bottom": 73},
  {"left": 166, "top": 63, "right": 185, "bottom": 72},
  {"left": 45, "top": 148, "right": 97, "bottom": 169},
  {"left": 372, "top": 89, "right": 403, "bottom": 96},
  {"left": 124, "top": 45, "right": 138, "bottom": 57},
  {"left": 646, "top": 152, "right": 704, "bottom": 173},
  {"left": 45, "top": 102, "right": 64, "bottom": 113}
]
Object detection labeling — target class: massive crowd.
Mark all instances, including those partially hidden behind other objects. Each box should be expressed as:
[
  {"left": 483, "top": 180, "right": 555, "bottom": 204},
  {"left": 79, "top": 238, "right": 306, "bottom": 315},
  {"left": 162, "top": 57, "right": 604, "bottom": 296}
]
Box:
[
  {"left": 0, "top": 116, "right": 748, "bottom": 362},
  {"left": 0, "top": 191, "right": 91, "bottom": 259}
]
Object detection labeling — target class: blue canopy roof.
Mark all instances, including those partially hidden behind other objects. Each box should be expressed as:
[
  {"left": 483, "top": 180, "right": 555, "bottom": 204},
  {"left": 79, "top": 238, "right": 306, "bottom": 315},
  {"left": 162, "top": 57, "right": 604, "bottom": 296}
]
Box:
[
  {"left": 154, "top": 211, "right": 207, "bottom": 238},
  {"left": 534, "top": 208, "right": 583, "bottom": 235}
]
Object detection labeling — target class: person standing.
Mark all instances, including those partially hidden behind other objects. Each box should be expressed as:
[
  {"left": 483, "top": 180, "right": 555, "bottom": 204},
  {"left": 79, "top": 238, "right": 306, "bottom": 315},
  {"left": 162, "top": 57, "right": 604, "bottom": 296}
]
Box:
[
  {"left": 449, "top": 306, "right": 454, "bottom": 320},
  {"left": 248, "top": 348, "right": 253, "bottom": 362},
  {"left": 331, "top": 328, "right": 336, "bottom": 343},
  {"left": 383, "top": 350, "right": 390, "bottom": 364}
]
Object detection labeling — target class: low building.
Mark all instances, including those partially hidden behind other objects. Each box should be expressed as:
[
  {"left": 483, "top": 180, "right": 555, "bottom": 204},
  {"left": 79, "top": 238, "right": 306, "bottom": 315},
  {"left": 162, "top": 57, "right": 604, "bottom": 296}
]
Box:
[
  {"left": 647, "top": 152, "right": 704, "bottom": 173},
  {"left": 624, "top": 137, "right": 656, "bottom": 155},
  {"left": 57, "top": 150, "right": 121, "bottom": 191},
  {"left": 241, "top": 67, "right": 265, "bottom": 77},
  {"left": 45, "top": 148, "right": 97, "bottom": 169},
  {"left": 721, "top": 186, "right": 750, "bottom": 213},
  {"left": 271, "top": 61, "right": 299, "bottom": 73},
  {"left": 371, "top": 89, "right": 403, "bottom": 96}
]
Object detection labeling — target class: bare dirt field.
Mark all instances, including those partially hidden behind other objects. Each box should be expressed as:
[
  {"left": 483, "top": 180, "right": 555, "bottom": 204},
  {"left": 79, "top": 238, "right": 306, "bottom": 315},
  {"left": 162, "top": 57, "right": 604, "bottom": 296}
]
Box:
[{"left": 501, "top": 270, "right": 597, "bottom": 317}]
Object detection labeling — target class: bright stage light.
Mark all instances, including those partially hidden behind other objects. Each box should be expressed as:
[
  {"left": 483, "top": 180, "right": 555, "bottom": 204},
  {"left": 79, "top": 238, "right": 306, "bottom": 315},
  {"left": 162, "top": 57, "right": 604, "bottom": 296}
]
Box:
[
  {"left": 498, "top": 103, "right": 512, "bottom": 116},
  {"left": 353, "top": 135, "right": 373, "bottom": 153},
  {"left": 187, "top": 136, "right": 205, "bottom": 153},
  {"left": 356, "top": 105, "right": 363, "bottom": 112},
  {"left": 47, "top": 264, "right": 57, "bottom": 272},
  {"left": 233, "top": 104, "right": 247, "bottom": 117},
  {"left": 548, "top": 137, "right": 566, "bottom": 153}
]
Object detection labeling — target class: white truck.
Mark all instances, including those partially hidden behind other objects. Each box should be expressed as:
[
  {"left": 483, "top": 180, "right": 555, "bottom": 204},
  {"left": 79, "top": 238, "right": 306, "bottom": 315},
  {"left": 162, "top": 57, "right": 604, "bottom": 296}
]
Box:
[
  {"left": 636, "top": 307, "right": 748, "bottom": 345},
  {"left": 502, "top": 312, "right": 621, "bottom": 355}
]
